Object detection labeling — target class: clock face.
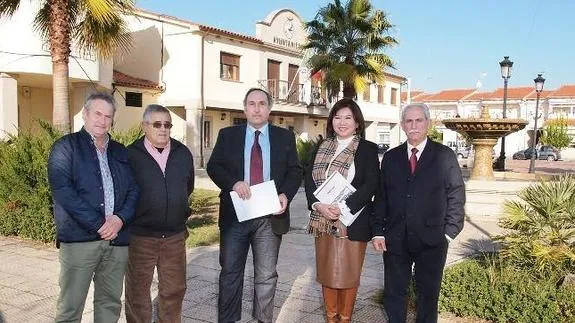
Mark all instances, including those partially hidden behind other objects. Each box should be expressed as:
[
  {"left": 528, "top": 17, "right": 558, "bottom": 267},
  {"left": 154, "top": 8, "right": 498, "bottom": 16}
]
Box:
[{"left": 283, "top": 19, "right": 295, "bottom": 39}]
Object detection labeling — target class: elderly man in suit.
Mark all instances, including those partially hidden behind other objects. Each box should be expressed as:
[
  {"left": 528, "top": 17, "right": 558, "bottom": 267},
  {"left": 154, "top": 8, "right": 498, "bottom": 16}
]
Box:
[
  {"left": 372, "top": 103, "right": 465, "bottom": 323},
  {"left": 207, "top": 88, "right": 302, "bottom": 323}
]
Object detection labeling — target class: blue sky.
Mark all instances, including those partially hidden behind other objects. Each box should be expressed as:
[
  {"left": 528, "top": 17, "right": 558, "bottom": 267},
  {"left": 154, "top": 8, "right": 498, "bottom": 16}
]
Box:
[{"left": 138, "top": 0, "right": 574, "bottom": 93}]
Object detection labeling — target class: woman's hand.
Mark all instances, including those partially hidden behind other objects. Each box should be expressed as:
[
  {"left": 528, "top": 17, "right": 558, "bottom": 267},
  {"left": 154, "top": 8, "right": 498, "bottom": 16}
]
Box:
[{"left": 315, "top": 203, "right": 340, "bottom": 220}]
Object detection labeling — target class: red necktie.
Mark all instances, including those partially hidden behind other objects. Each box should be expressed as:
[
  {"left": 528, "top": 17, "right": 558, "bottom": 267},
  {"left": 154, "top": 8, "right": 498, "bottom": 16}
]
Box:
[
  {"left": 410, "top": 148, "right": 418, "bottom": 174},
  {"left": 250, "top": 130, "right": 263, "bottom": 185}
]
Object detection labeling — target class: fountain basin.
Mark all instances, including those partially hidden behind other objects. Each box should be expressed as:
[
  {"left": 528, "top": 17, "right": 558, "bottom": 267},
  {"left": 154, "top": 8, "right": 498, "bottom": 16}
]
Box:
[{"left": 443, "top": 114, "right": 528, "bottom": 180}]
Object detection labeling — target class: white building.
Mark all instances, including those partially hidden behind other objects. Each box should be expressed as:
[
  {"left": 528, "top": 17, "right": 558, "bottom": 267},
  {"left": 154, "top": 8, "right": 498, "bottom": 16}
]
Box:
[
  {"left": 407, "top": 84, "right": 575, "bottom": 157},
  {"left": 0, "top": 5, "right": 406, "bottom": 167}
]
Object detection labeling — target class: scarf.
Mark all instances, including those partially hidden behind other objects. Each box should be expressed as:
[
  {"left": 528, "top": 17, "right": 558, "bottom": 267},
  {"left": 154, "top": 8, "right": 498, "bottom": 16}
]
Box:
[{"left": 307, "top": 135, "right": 360, "bottom": 236}]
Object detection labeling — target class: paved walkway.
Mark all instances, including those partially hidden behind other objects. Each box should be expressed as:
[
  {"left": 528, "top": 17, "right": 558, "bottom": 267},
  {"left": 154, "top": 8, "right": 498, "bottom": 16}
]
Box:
[{"left": 0, "top": 185, "right": 507, "bottom": 323}]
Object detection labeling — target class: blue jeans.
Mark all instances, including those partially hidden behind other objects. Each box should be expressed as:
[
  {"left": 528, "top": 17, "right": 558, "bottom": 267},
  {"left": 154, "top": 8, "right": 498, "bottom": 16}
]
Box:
[{"left": 218, "top": 218, "right": 282, "bottom": 323}]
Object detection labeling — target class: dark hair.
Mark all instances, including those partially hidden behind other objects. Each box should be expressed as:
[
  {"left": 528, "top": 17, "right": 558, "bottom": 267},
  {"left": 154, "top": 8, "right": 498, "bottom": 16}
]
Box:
[
  {"left": 243, "top": 88, "right": 273, "bottom": 109},
  {"left": 143, "top": 104, "right": 170, "bottom": 122},
  {"left": 326, "top": 98, "right": 366, "bottom": 138}
]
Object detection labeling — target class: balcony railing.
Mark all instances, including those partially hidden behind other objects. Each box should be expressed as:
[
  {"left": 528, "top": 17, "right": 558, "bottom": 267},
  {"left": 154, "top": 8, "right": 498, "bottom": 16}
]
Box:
[
  {"left": 258, "top": 79, "right": 305, "bottom": 104},
  {"left": 310, "top": 85, "right": 327, "bottom": 106}
]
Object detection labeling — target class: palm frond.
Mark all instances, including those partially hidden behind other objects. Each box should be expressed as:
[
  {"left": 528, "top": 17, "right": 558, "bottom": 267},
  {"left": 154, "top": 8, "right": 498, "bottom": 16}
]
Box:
[
  {"left": 497, "top": 174, "right": 575, "bottom": 278},
  {"left": 0, "top": 0, "right": 21, "bottom": 17},
  {"left": 303, "top": 0, "right": 398, "bottom": 98}
]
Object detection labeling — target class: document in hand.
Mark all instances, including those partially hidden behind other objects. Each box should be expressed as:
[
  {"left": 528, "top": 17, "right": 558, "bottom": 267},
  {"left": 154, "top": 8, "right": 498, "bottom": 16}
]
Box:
[
  {"left": 230, "top": 180, "right": 281, "bottom": 222},
  {"left": 313, "top": 171, "right": 356, "bottom": 205},
  {"left": 313, "top": 172, "right": 358, "bottom": 227}
]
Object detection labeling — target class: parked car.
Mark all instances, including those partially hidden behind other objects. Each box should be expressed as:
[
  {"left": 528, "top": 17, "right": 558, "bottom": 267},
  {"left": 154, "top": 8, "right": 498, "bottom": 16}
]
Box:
[
  {"left": 377, "top": 143, "right": 390, "bottom": 154},
  {"left": 455, "top": 146, "right": 471, "bottom": 159},
  {"left": 512, "top": 145, "right": 561, "bottom": 161}
]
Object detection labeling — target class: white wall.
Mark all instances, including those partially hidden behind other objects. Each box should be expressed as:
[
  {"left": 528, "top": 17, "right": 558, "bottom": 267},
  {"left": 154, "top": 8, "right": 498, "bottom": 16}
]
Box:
[
  {"left": 0, "top": 74, "right": 18, "bottom": 137},
  {"left": 0, "top": 1, "right": 103, "bottom": 83}
]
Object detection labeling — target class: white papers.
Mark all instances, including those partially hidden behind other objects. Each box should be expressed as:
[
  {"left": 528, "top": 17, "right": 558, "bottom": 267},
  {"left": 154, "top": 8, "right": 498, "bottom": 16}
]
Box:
[
  {"left": 313, "top": 172, "right": 359, "bottom": 226},
  {"left": 230, "top": 180, "right": 281, "bottom": 222}
]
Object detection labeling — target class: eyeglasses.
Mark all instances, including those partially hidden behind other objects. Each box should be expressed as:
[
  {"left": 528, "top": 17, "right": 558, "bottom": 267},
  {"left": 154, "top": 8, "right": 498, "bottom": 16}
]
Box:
[{"left": 149, "top": 121, "right": 173, "bottom": 129}]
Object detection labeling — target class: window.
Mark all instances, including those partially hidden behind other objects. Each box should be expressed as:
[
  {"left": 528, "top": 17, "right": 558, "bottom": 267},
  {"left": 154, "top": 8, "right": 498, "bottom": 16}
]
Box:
[
  {"left": 377, "top": 85, "right": 384, "bottom": 103},
  {"left": 363, "top": 85, "right": 371, "bottom": 102},
  {"left": 233, "top": 118, "right": 247, "bottom": 125},
  {"left": 125, "top": 92, "right": 142, "bottom": 107},
  {"left": 390, "top": 88, "right": 398, "bottom": 105},
  {"left": 203, "top": 120, "right": 211, "bottom": 148},
  {"left": 220, "top": 52, "right": 240, "bottom": 81}
]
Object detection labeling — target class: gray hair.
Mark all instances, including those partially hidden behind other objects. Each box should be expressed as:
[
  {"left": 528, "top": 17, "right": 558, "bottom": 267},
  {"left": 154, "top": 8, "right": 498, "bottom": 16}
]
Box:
[
  {"left": 401, "top": 103, "right": 431, "bottom": 121},
  {"left": 243, "top": 88, "right": 273, "bottom": 109},
  {"left": 83, "top": 92, "right": 116, "bottom": 113},
  {"left": 142, "top": 104, "right": 170, "bottom": 122}
]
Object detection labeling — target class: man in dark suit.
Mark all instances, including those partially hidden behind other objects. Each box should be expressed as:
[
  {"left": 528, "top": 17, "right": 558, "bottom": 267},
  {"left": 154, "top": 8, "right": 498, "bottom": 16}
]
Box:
[
  {"left": 372, "top": 103, "right": 465, "bottom": 323},
  {"left": 207, "top": 88, "right": 301, "bottom": 323}
]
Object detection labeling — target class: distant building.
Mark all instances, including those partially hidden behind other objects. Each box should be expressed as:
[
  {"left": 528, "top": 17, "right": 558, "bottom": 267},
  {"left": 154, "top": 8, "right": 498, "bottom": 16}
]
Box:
[{"left": 403, "top": 85, "right": 575, "bottom": 154}]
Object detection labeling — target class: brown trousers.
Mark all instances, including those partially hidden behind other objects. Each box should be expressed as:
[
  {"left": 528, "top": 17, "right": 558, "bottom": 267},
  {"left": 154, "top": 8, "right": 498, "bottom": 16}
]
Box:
[{"left": 125, "top": 232, "right": 187, "bottom": 323}]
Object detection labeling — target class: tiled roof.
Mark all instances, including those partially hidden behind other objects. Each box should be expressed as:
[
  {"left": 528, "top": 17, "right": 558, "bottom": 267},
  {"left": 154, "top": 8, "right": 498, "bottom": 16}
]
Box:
[
  {"left": 411, "top": 93, "right": 434, "bottom": 103},
  {"left": 401, "top": 90, "right": 424, "bottom": 103},
  {"left": 199, "top": 25, "right": 263, "bottom": 44},
  {"left": 465, "top": 91, "right": 495, "bottom": 101},
  {"left": 424, "top": 89, "right": 476, "bottom": 102},
  {"left": 548, "top": 85, "right": 575, "bottom": 98},
  {"left": 488, "top": 86, "right": 534, "bottom": 100},
  {"left": 113, "top": 70, "right": 162, "bottom": 90},
  {"left": 526, "top": 90, "right": 553, "bottom": 100}
]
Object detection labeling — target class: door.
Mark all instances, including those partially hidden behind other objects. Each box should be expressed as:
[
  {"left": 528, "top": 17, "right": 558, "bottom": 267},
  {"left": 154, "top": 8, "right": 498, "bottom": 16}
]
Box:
[
  {"left": 288, "top": 64, "right": 299, "bottom": 103},
  {"left": 267, "top": 60, "right": 281, "bottom": 98}
]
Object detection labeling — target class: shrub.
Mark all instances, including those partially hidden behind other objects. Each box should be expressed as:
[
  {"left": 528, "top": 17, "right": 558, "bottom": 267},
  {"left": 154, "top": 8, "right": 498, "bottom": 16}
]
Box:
[
  {"left": 110, "top": 124, "right": 143, "bottom": 146},
  {"left": 440, "top": 257, "right": 575, "bottom": 322},
  {"left": 496, "top": 174, "right": 575, "bottom": 280},
  {"left": 296, "top": 137, "right": 319, "bottom": 171},
  {"left": 0, "top": 121, "right": 61, "bottom": 242},
  {"left": 428, "top": 126, "right": 443, "bottom": 143}
]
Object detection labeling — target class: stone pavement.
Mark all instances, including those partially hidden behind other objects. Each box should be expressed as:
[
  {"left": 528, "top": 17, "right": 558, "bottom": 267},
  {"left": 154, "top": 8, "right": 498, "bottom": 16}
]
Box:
[{"left": 0, "top": 184, "right": 509, "bottom": 323}]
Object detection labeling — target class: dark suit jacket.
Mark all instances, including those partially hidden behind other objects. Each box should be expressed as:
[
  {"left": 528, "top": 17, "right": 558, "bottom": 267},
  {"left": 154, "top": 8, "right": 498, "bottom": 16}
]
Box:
[
  {"left": 304, "top": 138, "right": 379, "bottom": 242},
  {"left": 372, "top": 138, "right": 465, "bottom": 251},
  {"left": 207, "top": 124, "right": 302, "bottom": 235}
]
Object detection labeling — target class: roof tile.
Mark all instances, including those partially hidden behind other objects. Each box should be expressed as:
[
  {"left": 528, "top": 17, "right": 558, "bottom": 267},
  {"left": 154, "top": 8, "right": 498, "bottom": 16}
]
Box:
[{"left": 113, "top": 70, "right": 162, "bottom": 90}]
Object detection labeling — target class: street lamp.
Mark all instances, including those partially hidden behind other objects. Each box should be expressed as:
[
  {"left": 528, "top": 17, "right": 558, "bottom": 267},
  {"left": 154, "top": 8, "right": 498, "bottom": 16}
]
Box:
[
  {"left": 495, "top": 56, "right": 514, "bottom": 171},
  {"left": 529, "top": 74, "right": 546, "bottom": 173}
]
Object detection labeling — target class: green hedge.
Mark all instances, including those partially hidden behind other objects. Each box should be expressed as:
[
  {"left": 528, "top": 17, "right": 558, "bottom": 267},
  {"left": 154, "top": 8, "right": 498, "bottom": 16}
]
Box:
[
  {"left": 439, "top": 258, "right": 575, "bottom": 322},
  {"left": 0, "top": 121, "right": 61, "bottom": 242}
]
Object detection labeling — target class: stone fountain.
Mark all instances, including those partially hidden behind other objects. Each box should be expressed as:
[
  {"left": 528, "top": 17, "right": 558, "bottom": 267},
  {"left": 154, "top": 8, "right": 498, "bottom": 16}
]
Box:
[{"left": 442, "top": 106, "right": 528, "bottom": 180}]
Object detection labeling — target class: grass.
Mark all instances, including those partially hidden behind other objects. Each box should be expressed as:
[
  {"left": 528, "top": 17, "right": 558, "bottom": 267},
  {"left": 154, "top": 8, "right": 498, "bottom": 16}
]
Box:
[{"left": 186, "top": 189, "right": 220, "bottom": 247}]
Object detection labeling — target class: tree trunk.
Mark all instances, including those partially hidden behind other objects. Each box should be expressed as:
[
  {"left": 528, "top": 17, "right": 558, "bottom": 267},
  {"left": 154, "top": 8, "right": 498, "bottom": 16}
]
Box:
[
  {"left": 342, "top": 83, "right": 356, "bottom": 99},
  {"left": 49, "top": 0, "right": 71, "bottom": 133}
]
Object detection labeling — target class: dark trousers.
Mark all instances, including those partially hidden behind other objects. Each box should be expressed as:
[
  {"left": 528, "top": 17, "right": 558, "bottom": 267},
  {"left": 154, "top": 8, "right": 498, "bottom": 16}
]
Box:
[
  {"left": 383, "top": 230, "right": 448, "bottom": 323},
  {"left": 125, "top": 231, "right": 187, "bottom": 323},
  {"left": 218, "top": 217, "right": 282, "bottom": 323}
]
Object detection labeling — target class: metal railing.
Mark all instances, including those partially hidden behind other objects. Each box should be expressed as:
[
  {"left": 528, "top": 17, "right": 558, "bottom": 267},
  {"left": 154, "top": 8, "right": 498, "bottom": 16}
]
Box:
[{"left": 258, "top": 79, "right": 305, "bottom": 104}]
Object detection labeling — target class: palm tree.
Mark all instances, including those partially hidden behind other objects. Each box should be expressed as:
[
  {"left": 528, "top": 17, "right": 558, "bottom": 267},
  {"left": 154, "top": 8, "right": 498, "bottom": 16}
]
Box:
[
  {"left": 0, "top": 0, "right": 134, "bottom": 133},
  {"left": 496, "top": 174, "right": 575, "bottom": 280},
  {"left": 303, "top": 0, "right": 398, "bottom": 100}
]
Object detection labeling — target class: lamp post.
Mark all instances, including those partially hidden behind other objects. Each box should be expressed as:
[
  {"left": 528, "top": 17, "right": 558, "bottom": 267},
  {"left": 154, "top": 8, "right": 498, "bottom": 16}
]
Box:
[
  {"left": 529, "top": 74, "right": 545, "bottom": 173},
  {"left": 495, "top": 56, "right": 514, "bottom": 171}
]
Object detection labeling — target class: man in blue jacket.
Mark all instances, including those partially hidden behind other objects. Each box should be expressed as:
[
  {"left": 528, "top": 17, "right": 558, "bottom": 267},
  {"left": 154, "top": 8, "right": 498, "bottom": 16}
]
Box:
[{"left": 48, "top": 92, "right": 139, "bottom": 323}]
